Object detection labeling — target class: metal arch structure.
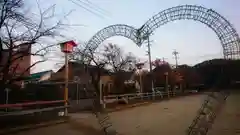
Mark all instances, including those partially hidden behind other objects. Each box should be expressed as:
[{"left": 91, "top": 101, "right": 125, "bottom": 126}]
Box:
[
  {"left": 86, "top": 24, "right": 139, "bottom": 51},
  {"left": 83, "top": 5, "right": 240, "bottom": 135},
  {"left": 136, "top": 5, "right": 240, "bottom": 59},
  {"left": 86, "top": 5, "right": 240, "bottom": 59},
  {"left": 82, "top": 24, "right": 140, "bottom": 135}
]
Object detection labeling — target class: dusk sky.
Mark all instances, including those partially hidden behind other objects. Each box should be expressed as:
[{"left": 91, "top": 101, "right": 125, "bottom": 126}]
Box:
[{"left": 28, "top": 0, "right": 240, "bottom": 73}]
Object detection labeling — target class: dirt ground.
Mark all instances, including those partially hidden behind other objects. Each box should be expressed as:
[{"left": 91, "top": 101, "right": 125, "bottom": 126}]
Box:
[
  {"left": 9, "top": 93, "right": 240, "bottom": 135},
  {"left": 208, "top": 91, "right": 240, "bottom": 135}
]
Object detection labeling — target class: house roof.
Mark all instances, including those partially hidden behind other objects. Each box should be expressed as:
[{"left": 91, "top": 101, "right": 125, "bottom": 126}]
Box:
[
  {"left": 111, "top": 70, "right": 135, "bottom": 81},
  {"left": 57, "top": 61, "right": 82, "bottom": 72},
  {"left": 152, "top": 64, "right": 172, "bottom": 72},
  {"left": 51, "top": 61, "right": 112, "bottom": 81},
  {"left": 57, "top": 61, "right": 111, "bottom": 75},
  {"left": 27, "top": 70, "right": 53, "bottom": 80}
]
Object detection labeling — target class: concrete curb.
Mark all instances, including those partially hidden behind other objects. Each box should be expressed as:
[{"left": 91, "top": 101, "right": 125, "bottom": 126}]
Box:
[{"left": 0, "top": 118, "right": 69, "bottom": 135}]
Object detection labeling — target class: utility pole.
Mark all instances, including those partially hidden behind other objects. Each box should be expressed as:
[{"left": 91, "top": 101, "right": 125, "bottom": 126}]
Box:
[
  {"left": 146, "top": 36, "right": 155, "bottom": 98},
  {"left": 162, "top": 57, "right": 165, "bottom": 63},
  {"left": 172, "top": 50, "right": 179, "bottom": 68}
]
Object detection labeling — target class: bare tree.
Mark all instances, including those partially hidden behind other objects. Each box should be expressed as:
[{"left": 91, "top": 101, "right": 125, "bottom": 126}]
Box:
[
  {"left": 103, "top": 43, "right": 137, "bottom": 72},
  {"left": 67, "top": 43, "right": 138, "bottom": 134},
  {"left": 72, "top": 44, "right": 118, "bottom": 135},
  {"left": 71, "top": 43, "right": 138, "bottom": 92},
  {"left": 0, "top": 0, "right": 69, "bottom": 89},
  {"left": 100, "top": 43, "right": 137, "bottom": 94}
]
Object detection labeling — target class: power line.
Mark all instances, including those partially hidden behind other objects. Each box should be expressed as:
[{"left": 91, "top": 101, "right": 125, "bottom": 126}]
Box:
[
  {"left": 82, "top": 0, "right": 111, "bottom": 16},
  {"left": 162, "top": 57, "right": 165, "bottom": 62},
  {"left": 75, "top": 0, "right": 111, "bottom": 18},
  {"left": 67, "top": 0, "right": 106, "bottom": 19}
]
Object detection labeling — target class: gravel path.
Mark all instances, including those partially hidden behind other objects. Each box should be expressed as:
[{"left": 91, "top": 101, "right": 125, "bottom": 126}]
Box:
[
  {"left": 9, "top": 93, "right": 239, "bottom": 135},
  {"left": 208, "top": 91, "right": 240, "bottom": 135}
]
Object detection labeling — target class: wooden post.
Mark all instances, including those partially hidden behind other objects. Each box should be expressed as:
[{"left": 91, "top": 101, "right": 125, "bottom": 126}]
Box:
[
  {"left": 180, "top": 83, "right": 183, "bottom": 94},
  {"left": 99, "top": 80, "right": 102, "bottom": 105},
  {"left": 64, "top": 53, "right": 69, "bottom": 116},
  {"left": 76, "top": 82, "right": 79, "bottom": 104},
  {"left": 173, "top": 85, "right": 176, "bottom": 96},
  {"left": 5, "top": 88, "right": 10, "bottom": 112},
  {"left": 140, "top": 72, "right": 143, "bottom": 100},
  {"left": 99, "top": 80, "right": 105, "bottom": 109},
  {"left": 60, "top": 40, "right": 77, "bottom": 116},
  {"left": 165, "top": 72, "right": 169, "bottom": 98}
]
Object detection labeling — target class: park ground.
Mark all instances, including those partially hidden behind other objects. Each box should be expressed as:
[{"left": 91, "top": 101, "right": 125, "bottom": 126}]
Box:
[{"left": 10, "top": 91, "right": 240, "bottom": 135}]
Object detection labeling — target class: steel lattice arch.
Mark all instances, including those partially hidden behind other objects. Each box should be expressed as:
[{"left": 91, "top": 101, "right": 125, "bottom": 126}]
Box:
[
  {"left": 84, "top": 5, "right": 240, "bottom": 135},
  {"left": 86, "top": 24, "right": 138, "bottom": 50},
  {"left": 86, "top": 5, "right": 240, "bottom": 59}
]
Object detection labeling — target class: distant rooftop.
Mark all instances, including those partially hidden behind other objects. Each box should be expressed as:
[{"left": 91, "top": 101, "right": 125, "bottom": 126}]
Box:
[{"left": 27, "top": 70, "right": 53, "bottom": 80}]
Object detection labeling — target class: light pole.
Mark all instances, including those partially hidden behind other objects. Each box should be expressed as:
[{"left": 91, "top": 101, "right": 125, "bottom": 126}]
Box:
[
  {"left": 60, "top": 40, "right": 77, "bottom": 116},
  {"left": 137, "top": 30, "right": 154, "bottom": 98},
  {"left": 146, "top": 37, "right": 155, "bottom": 99},
  {"left": 172, "top": 50, "right": 179, "bottom": 68}
]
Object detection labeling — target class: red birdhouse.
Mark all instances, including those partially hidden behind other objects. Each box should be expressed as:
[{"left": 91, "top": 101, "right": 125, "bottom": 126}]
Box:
[{"left": 60, "top": 40, "right": 77, "bottom": 53}]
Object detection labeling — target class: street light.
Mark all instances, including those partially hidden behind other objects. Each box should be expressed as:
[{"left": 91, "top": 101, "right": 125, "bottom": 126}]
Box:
[
  {"left": 137, "top": 30, "right": 155, "bottom": 98},
  {"left": 60, "top": 40, "right": 77, "bottom": 116},
  {"left": 146, "top": 37, "right": 155, "bottom": 99}
]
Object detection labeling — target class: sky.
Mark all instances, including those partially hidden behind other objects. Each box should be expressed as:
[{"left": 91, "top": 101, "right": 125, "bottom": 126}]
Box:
[{"left": 27, "top": 0, "right": 240, "bottom": 73}]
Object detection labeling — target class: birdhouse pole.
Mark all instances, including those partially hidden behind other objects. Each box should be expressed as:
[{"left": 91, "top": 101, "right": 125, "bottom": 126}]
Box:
[{"left": 60, "top": 40, "right": 77, "bottom": 116}]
